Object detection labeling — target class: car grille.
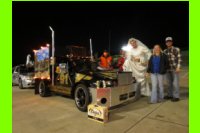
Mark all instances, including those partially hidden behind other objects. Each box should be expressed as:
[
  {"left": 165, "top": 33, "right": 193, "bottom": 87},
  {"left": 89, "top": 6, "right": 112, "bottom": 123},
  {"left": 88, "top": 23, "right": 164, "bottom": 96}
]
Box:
[{"left": 117, "top": 72, "right": 133, "bottom": 86}]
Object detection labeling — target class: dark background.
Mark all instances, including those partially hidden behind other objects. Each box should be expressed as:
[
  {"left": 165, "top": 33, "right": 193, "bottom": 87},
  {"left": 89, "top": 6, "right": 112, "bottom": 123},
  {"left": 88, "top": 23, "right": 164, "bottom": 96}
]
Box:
[{"left": 12, "top": 1, "right": 189, "bottom": 66}]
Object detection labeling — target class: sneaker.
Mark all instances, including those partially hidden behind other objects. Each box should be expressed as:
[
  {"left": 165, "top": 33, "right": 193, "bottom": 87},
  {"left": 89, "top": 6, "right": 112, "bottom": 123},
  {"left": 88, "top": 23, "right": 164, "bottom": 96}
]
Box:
[
  {"left": 171, "top": 98, "right": 180, "bottom": 102},
  {"left": 164, "top": 96, "right": 173, "bottom": 100}
]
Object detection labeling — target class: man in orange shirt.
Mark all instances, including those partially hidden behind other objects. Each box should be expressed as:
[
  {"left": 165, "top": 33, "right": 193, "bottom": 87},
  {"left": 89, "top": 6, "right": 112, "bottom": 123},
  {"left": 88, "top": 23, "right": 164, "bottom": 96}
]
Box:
[{"left": 99, "top": 51, "right": 112, "bottom": 70}]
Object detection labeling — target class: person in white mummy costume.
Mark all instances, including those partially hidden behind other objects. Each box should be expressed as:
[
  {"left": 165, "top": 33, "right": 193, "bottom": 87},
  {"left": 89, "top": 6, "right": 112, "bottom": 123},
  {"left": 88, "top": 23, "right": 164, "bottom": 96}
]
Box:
[{"left": 123, "top": 38, "right": 152, "bottom": 96}]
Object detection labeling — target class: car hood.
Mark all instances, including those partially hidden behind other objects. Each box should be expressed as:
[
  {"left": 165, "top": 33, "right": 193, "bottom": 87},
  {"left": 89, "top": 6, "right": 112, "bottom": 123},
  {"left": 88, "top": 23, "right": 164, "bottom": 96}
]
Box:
[{"left": 92, "top": 71, "right": 118, "bottom": 80}]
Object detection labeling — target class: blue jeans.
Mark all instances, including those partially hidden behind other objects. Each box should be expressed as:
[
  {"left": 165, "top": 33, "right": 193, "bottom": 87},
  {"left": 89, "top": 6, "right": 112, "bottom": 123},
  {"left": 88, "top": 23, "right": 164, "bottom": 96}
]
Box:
[
  {"left": 166, "top": 71, "right": 180, "bottom": 98},
  {"left": 150, "top": 73, "right": 164, "bottom": 103}
]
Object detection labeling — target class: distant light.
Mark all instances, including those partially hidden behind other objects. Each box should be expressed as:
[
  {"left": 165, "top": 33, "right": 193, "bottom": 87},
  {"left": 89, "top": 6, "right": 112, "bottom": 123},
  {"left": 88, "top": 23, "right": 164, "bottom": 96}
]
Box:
[
  {"left": 41, "top": 46, "right": 46, "bottom": 49},
  {"left": 122, "top": 45, "right": 132, "bottom": 51},
  {"left": 33, "top": 50, "right": 38, "bottom": 53},
  {"left": 46, "top": 44, "right": 50, "bottom": 47}
]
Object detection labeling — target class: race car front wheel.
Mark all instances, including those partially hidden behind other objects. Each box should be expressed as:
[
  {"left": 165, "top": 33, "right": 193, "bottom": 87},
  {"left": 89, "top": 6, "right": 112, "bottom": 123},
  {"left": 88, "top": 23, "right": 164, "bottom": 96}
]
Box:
[{"left": 74, "top": 84, "right": 90, "bottom": 112}]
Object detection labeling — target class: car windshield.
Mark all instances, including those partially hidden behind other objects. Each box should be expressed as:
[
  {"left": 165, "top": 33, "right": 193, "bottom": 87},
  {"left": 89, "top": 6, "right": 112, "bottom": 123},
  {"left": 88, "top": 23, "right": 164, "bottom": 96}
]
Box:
[{"left": 20, "top": 66, "right": 34, "bottom": 73}]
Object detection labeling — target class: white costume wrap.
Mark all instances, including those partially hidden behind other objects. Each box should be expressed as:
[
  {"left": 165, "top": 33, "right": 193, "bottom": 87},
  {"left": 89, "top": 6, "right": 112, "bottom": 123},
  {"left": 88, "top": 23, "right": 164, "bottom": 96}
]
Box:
[{"left": 123, "top": 38, "right": 152, "bottom": 96}]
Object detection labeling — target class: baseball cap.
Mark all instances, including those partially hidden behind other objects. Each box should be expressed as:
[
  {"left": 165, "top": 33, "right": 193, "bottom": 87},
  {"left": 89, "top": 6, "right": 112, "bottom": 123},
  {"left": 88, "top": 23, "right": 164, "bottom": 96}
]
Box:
[{"left": 165, "top": 37, "right": 173, "bottom": 42}]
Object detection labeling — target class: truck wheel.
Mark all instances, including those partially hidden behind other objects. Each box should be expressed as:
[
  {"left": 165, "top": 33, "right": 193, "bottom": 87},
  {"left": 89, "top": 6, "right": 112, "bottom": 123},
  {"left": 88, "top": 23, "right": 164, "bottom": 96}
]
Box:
[
  {"left": 74, "top": 84, "right": 90, "bottom": 112},
  {"left": 18, "top": 78, "right": 24, "bottom": 89},
  {"left": 39, "top": 80, "right": 49, "bottom": 97}
]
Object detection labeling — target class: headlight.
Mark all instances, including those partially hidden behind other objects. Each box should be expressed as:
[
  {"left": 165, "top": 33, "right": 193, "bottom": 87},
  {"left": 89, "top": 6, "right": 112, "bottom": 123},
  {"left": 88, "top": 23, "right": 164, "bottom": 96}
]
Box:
[
  {"left": 106, "top": 80, "right": 118, "bottom": 87},
  {"left": 93, "top": 80, "right": 115, "bottom": 88},
  {"left": 105, "top": 81, "right": 113, "bottom": 87}
]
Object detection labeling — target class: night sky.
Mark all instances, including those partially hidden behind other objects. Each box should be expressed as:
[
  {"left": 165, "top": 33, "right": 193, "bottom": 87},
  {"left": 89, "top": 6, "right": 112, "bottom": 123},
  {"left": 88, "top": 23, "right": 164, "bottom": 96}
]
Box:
[{"left": 12, "top": 1, "right": 189, "bottom": 66}]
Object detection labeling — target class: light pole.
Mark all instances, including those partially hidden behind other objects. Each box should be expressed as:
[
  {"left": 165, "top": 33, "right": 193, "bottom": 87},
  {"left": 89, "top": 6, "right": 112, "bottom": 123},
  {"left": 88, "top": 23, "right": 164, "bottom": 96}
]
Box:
[
  {"left": 89, "top": 38, "right": 94, "bottom": 61},
  {"left": 49, "top": 26, "right": 55, "bottom": 86}
]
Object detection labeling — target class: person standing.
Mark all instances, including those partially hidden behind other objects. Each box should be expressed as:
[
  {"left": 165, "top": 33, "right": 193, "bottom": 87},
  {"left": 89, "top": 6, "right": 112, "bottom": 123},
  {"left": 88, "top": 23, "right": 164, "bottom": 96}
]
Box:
[
  {"left": 164, "top": 37, "right": 182, "bottom": 102},
  {"left": 123, "top": 38, "right": 152, "bottom": 96},
  {"left": 147, "top": 45, "right": 169, "bottom": 103}
]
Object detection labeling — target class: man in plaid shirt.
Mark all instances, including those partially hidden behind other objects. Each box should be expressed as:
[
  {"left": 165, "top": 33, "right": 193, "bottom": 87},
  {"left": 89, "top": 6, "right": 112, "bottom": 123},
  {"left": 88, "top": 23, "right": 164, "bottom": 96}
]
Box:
[{"left": 164, "top": 37, "right": 181, "bottom": 102}]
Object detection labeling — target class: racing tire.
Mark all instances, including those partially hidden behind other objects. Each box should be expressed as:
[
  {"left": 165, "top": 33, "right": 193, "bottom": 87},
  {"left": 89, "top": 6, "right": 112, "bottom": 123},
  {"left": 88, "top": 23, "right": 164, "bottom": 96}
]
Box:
[
  {"left": 39, "top": 80, "right": 49, "bottom": 97},
  {"left": 74, "top": 84, "right": 90, "bottom": 112},
  {"left": 18, "top": 78, "right": 24, "bottom": 89}
]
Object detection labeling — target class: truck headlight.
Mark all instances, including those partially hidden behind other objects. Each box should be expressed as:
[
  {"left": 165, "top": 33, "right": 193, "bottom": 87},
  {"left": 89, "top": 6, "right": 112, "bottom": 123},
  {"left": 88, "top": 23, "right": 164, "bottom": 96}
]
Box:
[
  {"left": 105, "top": 81, "right": 113, "bottom": 87},
  {"left": 94, "top": 80, "right": 115, "bottom": 88}
]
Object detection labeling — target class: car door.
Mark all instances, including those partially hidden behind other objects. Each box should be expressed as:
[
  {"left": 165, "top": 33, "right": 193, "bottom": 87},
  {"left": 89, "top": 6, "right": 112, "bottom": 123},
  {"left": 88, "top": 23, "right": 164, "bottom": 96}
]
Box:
[
  {"left": 53, "top": 63, "right": 73, "bottom": 95},
  {"left": 55, "top": 63, "right": 72, "bottom": 87}
]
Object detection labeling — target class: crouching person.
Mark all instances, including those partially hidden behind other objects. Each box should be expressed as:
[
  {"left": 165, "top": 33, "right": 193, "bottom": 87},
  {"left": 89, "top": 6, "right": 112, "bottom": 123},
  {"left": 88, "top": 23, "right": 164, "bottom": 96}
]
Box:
[{"left": 147, "top": 45, "right": 169, "bottom": 104}]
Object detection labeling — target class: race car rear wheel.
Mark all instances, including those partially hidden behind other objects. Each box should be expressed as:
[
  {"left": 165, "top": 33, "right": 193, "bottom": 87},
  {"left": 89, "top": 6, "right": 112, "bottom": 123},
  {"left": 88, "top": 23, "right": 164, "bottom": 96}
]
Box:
[
  {"left": 74, "top": 84, "right": 90, "bottom": 112},
  {"left": 39, "top": 80, "right": 49, "bottom": 97},
  {"left": 18, "top": 78, "right": 24, "bottom": 89}
]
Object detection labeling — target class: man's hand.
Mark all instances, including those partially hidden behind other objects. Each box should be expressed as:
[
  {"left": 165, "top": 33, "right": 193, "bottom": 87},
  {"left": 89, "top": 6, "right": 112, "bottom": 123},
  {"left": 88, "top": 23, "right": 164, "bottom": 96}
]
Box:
[{"left": 133, "top": 57, "right": 140, "bottom": 62}]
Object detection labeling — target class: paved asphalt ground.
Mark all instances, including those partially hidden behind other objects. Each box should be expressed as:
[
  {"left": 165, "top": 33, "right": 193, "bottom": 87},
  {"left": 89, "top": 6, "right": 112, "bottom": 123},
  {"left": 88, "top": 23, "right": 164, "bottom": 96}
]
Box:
[{"left": 13, "top": 66, "right": 188, "bottom": 133}]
